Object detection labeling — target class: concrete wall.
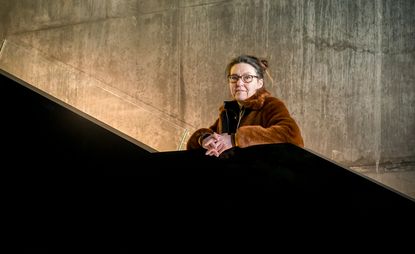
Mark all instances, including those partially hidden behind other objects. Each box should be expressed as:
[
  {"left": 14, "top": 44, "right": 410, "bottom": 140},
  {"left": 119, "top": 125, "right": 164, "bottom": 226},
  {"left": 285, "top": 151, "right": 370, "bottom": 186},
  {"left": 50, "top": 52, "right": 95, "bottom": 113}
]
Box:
[{"left": 0, "top": 0, "right": 414, "bottom": 167}]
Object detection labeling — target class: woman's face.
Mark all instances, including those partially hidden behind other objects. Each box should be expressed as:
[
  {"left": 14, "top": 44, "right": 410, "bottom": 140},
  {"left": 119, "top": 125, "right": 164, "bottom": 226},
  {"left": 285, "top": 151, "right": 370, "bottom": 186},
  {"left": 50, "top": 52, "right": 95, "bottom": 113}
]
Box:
[{"left": 229, "top": 63, "right": 263, "bottom": 102}]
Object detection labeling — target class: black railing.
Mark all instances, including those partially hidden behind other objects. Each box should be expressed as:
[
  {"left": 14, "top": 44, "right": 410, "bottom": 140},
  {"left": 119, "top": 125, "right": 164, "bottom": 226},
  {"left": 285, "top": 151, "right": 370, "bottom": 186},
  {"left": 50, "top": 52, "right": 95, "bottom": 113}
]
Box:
[{"left": 2, "top": 69, "right": 414, "bottom": 228}]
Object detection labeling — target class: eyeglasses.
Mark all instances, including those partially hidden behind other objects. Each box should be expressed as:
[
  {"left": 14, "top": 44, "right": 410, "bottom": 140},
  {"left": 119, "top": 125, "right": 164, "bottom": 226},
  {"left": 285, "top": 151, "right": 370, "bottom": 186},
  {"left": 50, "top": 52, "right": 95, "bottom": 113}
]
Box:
[{"left": 227, "top": 74, "right": 260, "bottom": 83}]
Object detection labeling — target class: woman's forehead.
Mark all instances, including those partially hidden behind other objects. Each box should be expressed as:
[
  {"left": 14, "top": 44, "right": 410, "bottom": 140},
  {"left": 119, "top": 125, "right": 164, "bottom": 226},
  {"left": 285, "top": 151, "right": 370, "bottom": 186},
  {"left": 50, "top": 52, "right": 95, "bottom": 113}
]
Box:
[{"left": 230, "top": 63, "right": 256, "bottom": 73}]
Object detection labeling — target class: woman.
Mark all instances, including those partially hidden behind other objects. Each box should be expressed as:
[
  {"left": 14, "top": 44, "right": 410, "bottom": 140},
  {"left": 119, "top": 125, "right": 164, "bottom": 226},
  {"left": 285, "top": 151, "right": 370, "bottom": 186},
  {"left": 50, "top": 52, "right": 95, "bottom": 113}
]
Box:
[{"left": 186, "top": 55, "right": 304, "bottom": 157}]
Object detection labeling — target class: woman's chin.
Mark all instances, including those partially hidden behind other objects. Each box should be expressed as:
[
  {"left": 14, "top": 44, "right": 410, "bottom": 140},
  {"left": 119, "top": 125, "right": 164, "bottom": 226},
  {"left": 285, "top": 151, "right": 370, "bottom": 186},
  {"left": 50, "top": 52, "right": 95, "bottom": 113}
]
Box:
[{"left": 234, "top": 94, "right": 247, "bottom": 101}]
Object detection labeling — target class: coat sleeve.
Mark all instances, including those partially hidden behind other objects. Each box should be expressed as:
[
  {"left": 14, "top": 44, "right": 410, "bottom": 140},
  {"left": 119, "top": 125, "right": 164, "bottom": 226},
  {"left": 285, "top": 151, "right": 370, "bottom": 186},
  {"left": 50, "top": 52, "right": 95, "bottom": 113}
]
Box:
[
  {"left": 235, "top": 98, "right": 304, "bottom": 148},
  {"left": 186, "top": 119, "right": 219, "bottom": 150}
]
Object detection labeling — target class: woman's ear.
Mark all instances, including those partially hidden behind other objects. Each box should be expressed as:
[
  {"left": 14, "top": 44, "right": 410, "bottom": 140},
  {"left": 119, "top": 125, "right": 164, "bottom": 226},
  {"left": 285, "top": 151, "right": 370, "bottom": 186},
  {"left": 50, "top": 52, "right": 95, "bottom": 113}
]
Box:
[{"left": 257, "top": 78, "right": 264, "bottom": 88}]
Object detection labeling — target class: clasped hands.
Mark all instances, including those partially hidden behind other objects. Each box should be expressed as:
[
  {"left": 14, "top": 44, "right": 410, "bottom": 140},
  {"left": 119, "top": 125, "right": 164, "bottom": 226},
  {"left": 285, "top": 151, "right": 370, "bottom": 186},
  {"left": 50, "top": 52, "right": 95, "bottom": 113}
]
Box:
[{"left": 201, "top": 132, "right": 233, "bottom": 157}]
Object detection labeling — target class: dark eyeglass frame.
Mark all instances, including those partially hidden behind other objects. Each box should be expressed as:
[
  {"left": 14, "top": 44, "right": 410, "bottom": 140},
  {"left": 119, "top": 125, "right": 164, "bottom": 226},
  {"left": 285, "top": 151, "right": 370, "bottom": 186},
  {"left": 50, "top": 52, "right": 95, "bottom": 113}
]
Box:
[{"left": 227, "top": 74, "right": 260, "bottom": 83}]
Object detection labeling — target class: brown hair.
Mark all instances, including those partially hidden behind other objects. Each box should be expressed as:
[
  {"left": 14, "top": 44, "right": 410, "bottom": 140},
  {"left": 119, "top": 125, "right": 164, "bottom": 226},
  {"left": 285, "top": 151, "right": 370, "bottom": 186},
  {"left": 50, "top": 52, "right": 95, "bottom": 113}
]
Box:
[{"left": 225, "top": 55, "right": 269, "bottom": 79}]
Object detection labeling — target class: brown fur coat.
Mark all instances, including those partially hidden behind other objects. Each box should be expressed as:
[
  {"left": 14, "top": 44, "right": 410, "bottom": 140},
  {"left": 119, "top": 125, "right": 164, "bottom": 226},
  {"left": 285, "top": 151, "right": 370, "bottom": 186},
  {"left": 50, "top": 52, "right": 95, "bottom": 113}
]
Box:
[{"left": 186, "top": 88, "right": 304, "bottom": 149}]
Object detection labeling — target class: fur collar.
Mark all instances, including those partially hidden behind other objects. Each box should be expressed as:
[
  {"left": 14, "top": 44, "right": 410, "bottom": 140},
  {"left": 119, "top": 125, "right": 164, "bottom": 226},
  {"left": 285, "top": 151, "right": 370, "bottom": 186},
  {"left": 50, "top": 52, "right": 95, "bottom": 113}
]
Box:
[{"left": 223, "top": 87, "right": 271, "bottom": 111}]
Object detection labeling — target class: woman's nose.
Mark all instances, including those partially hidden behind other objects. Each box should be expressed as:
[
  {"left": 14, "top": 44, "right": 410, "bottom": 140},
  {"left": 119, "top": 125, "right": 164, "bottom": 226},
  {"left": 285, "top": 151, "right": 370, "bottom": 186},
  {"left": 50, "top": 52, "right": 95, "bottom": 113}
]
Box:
[{"left": 236, "top": 78, "right": 245, "bottom": 86}]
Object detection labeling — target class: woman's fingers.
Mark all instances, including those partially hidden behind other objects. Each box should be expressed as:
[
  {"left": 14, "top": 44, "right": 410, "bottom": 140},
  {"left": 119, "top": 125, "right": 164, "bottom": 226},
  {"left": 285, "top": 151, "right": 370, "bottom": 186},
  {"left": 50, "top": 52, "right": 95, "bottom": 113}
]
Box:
[
  {"left": 203, "top": 133, "right": 233, "bottom": 157},
  {"left": 205, "top": 148, "right": 219, "bottom": 157}
]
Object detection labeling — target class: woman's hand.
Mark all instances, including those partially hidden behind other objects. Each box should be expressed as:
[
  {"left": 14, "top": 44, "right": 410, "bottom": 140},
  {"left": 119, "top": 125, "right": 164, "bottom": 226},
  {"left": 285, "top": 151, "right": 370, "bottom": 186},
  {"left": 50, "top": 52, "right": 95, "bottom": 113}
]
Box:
[{"left": 202, "top": 132, "right": 233, "bottom": 157}]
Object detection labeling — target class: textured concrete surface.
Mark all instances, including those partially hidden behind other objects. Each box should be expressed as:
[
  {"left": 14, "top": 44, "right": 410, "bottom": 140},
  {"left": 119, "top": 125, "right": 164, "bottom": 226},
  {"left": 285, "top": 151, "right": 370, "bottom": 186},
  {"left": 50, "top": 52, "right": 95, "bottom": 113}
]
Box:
[
  {"left": 0, "top": 0, "right": 414, "bottom": 168},
  {"left": 351, "top": 164, "right": 415, "bottom": 200},
  {"left": 0, "top": 39, "right": 189, "bottom": 151}
]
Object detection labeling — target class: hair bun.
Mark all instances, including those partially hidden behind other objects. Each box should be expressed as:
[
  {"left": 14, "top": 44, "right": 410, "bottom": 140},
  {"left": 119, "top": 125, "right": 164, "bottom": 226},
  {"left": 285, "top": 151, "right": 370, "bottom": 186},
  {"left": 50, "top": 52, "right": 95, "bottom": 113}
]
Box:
[{"left": 259, "top": 59, "right": 269, "bottom": 70}]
